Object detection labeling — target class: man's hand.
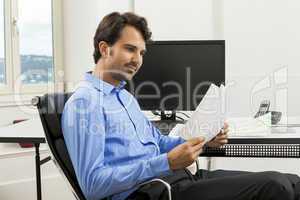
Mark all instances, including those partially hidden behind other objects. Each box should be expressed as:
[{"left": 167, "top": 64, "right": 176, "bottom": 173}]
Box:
[
  {"left": 167, "top": 137, "right": 205, "bottom": 171},
  {"left": 206, "top": 122, "right": 229, "bottom": 148}
]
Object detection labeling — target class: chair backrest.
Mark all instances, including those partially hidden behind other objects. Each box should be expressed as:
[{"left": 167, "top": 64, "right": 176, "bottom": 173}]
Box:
[{"left": 36, "top": 93, "right": 86, "bottom": 200}]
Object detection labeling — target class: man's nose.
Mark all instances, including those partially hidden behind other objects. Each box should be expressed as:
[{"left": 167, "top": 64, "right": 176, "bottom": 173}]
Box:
[{"left": 132, "top": 52, "right": 141, "bottom": 64}]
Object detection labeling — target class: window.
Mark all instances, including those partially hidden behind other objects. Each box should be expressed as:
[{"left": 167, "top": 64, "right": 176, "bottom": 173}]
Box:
[
  {"left": 18, "top": 0, "right": 54, "bottom": 84},
  {"left": 0, "top": 0, "right": 5, "bottom": 84},
  {"left": 0, "top": 0, "right": 62, "bottom": 95}
]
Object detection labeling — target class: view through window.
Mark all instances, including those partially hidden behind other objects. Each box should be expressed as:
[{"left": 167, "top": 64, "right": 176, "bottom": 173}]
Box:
[{"left": 18, "top": 0, "right": 54, "bottom": 84}]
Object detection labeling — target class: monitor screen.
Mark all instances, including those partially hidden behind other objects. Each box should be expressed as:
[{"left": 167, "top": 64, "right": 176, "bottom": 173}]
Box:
[{"left": 127, "top": 40, "right": 225, "bottom": 111}]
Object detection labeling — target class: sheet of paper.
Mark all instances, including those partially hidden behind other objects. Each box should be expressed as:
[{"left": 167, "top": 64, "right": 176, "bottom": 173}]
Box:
[
  {"left": 227, "top": 113, "right": 271, "bottom": 137},
  {"left": 169, "top": 124, "right": 185, "bottom": 137},
  {"left": 171, "top": 84, "right": 226, "bottom": 142}
]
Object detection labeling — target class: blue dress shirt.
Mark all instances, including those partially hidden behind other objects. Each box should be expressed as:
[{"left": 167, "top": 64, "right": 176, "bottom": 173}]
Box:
[{"left": 62, "top": 72, "right": 185, "bottom": 200}]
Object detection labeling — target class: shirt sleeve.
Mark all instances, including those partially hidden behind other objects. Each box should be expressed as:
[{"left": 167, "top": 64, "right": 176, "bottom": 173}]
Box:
[
  {"left": 62, "top": 97, "right": 171, "bottom": 200},
  {"left": 144, "top": 116, "right": 186, "bottom": 154}
]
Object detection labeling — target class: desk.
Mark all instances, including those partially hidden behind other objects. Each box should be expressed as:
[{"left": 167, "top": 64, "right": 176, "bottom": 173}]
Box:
[
  {"left": 199, "top": 127, "right": 300, "bottom": 172},
  {"left": 202, "top": 127, "right": 300, "bottom": 158},
  {"left": 0, "top": 118, "right": 48, "bottom": 200}
]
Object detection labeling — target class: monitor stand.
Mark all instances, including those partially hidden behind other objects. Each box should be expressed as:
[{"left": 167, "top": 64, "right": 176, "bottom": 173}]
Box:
[
  {"left": 151, "top": 110, "right": 185, "bottom": 134},
  {"left": 160, "top": 110, "right": 185, "bottom": 124}
]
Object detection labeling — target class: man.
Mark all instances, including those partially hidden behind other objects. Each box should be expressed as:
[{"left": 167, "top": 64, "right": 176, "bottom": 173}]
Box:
[{"left": 62, "top": 12, "right": 300, "bottom": 200}]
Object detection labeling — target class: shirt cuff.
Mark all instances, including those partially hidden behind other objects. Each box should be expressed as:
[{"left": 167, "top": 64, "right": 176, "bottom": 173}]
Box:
[
  {"left": 178, "top": 137, "right": 186, "bottom": 144},
  {"left": 149, "top": 153, "right": 173, "bottom": 176}
]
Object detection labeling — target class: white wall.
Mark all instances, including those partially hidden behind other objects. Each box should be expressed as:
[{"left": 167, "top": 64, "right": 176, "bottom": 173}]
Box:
[
  {"left": 60, "top": 0, "right": 300, "bottom": 135},
  {"left": 62, "top": 0, "right": 300, "bottom": 117},
  {"left": 62, "top": 0, "right": 216, "bottom": 92},
  {"left": 135, "top": 0, "right": 300, "bottom": 118},
  {"left": 223, "top": 0, "right": 300, "bottom": 117},
  {"left": 135, "top": 0, "right": 214, "bottom": 40},
  {"left": 63, "top": 0, "right": 133, "bottom": 91}
]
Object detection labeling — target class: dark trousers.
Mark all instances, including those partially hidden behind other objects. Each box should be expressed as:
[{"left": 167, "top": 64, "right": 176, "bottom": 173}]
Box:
[{"left": 127, "top": 169, "right": 300, "bottom": 200}]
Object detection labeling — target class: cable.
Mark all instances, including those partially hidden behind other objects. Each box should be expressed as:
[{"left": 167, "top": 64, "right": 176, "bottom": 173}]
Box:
[
  {"left": 176, "top": 111, "right": 191, "bottom": 119},
  {"left": 184, "top": 168, "right": 195, "bottom": 181},
  {"left": 151, "top": 110, "right": 161, "bottom": 116},
  {"left": 175, "top": 116, "right": 185, "bottom": 122},
  {"left": 195, "top": 159, "right": 200, "bottom": 178}
]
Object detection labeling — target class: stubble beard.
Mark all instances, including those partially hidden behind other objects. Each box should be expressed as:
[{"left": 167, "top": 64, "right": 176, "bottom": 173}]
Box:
[{"left": 110, "top": 67, "right": 133, "bottom": 82}]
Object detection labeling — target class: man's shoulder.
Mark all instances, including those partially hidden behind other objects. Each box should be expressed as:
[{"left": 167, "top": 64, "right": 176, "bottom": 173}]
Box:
[{"left": 65, "top": 84, "right": 104, "bottom": 111}]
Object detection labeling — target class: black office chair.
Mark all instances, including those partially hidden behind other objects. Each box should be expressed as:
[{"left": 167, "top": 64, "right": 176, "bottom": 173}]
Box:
[
  {"left": 34, "top": 93, "right": 172, "bottom": 200},
  {"left": 34, "top": 93, "right": 88, "bottom": 200}
]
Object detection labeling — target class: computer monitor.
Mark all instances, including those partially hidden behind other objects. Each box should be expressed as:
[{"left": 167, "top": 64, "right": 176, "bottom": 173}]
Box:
[{"left": 127, "top": 40, "right": 225, "bottom": 112}]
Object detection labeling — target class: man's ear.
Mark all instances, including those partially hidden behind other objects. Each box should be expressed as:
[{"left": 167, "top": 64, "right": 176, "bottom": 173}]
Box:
[{"left": 98, "top": 41, "right": 110, "bottom": 58}]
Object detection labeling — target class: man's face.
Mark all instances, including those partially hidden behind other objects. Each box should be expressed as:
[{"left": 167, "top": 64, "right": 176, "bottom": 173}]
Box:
[{"left": 104, "top": 25, "right": 146, "bottom": 82}]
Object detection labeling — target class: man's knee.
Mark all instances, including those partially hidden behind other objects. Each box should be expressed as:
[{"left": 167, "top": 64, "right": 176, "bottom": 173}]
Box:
[
  {"left": 261, "top": 172, "right": 292, "bottom": 188},
  {"left": 259, "top": 171, "right": 294, "bottom": 199},
  {"left": 294, "top": 182, "right": 300, "bottom": 200}
]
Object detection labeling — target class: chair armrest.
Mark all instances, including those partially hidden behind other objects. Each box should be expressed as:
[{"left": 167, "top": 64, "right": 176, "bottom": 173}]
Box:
[{"left": 137, "top": 178, "right": 172, "bottom": 200}]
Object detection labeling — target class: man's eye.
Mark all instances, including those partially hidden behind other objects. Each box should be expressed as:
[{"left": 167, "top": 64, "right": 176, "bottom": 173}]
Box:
[{"left": 126, "top": 47, "right": 135, "bottom": 52}]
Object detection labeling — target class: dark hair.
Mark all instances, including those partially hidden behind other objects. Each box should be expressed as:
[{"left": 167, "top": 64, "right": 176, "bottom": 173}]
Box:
[{"left": 93, "top": 12, "right": 152, "bottom": 64}]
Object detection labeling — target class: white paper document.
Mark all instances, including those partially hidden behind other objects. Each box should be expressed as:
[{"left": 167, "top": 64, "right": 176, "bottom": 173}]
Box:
[
  {"left": 169, "top": 84, "right": 226, "bottom": 142},
  {"left": 227, "top": 113, "right": 272, "bottom": 137}
]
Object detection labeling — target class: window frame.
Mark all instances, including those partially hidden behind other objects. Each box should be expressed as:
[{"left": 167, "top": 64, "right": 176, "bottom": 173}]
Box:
[
  {"left": 0, "top": 0, "right": 64, "bottom": 96},
  {"left": 0, "top": 0, "right": 13, "bottom": 93}
]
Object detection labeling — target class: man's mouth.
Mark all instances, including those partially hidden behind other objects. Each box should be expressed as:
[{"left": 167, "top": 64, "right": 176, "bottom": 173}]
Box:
[{"left": 126, "top": 65, "right": 137, "bottom": 72}]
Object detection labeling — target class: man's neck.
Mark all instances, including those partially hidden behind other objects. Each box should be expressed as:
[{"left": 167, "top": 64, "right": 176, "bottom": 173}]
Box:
[{"left": 92, "top": 60, "right": 120, "bottom": 86}]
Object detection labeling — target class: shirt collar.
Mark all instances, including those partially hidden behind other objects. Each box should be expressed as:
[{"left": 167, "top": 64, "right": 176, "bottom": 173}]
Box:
[{"left": 84, "top": 72, "right": 127, "bottom": 95}]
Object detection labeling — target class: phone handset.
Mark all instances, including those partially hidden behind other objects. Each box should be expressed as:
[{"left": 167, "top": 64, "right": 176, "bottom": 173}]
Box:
[{"left": 254, "top": 100, "right": 270, "bottom": 118}]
